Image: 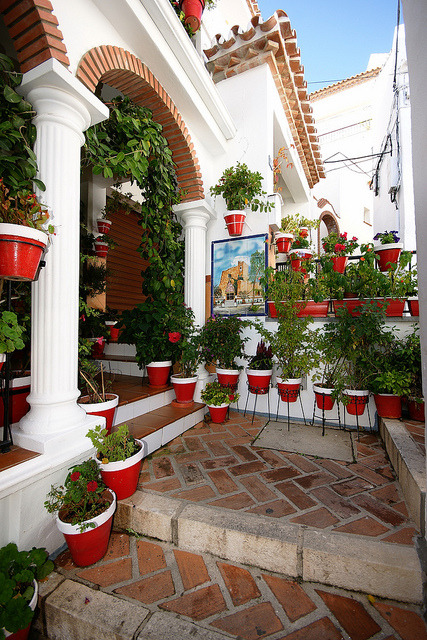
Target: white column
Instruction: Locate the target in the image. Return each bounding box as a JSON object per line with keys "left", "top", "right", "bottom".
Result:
{"left": 13, "top": 60, "right": 108, "bottom": 451}
{"left": 174, "top": 200, "right": 216, "bottom": 327}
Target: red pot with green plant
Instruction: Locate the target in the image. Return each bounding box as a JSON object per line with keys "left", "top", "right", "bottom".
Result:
{"left": 201, "top": 380, "right": 239, "bottom": 423}
{"left": 246, "top": 341, "right": 273, "bottom": 394}
{"left": 313, "top": 384, "right": 335, "bottom": 411}
{"left": 322, "top": 231, "right": 358, "bottom": 274}
{"left": 373, "top": 230, "right": 403, "bottom": 271}
{"left": 277, "top": 377, "right": 301, "bottom": 403}
{"left": 146, "top": 361, "right": 172, "bottom": 387}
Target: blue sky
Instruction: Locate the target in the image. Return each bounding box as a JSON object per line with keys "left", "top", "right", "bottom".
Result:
{"left": 257, "top": 0, "right": 399, "bottom": 90}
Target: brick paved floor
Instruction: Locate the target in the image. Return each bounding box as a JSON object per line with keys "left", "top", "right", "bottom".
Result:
{"left": 55, "top": 531, "right": 427, "bottom": 640}
{"left": 403, "top": 419, "right": 425, "bottom": 455}
{"left": 137, "top": 410, "right": 419, "bottom": 546}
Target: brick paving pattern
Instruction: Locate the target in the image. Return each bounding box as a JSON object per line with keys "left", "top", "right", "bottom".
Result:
{"left": 138, "top": 411, "right": 419, "bottom": 545}
{"left": 55, "top": 531, "right": 427, "bottom": 640}
{"left": 403, "top": 419, "right": 425, "bottom": 455}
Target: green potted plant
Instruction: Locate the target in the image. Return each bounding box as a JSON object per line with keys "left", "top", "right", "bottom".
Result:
{"left": 373, "top": 230, "right": 403, "bottom": 271}
{"left": 171, "top": 324, "right": 202, "bottom": 405}
{"left": 44, "top": 459, "right": 116, "bottom": 567}
{"left": 86, "top": 423, "right": 144, "bottom": 500}
{"left": 0, "top": 542, "right": 54, "bottom": 640}
{"left": 276, "top": 214, "right": 319, "bottom": 253}
{"left": 289, "top": 234, "right": 314, "bottom": 273}
{"left": 321, "top": 231, "right": 359, "bottom": 273}
{"left": 97, "top": 185, "right": 134, "bottom": 235}
{"left": 312, "top": 327, "right": 347, "bottom": 411}
{"left": 201, "top": 380, "right": 240, "bottom": 424}
{"left": 104, "top": 308, "right": 121, "bottom": 343}
{"left": 198, "top": 315, "right": 251, "bottom": 388}
{"left": 78, "top": 343, "right": 119, "bottom": 435}
{"left": 0, "top": 310, "right": 25, "bottom": 370}
{"left": 210, "top": 162, "right": 272, "bottom": 236}
{"left": 402, "top": 327, "right": 424, "bottom": 421}
{"left": 246, "top": 340, "right": 273, "bottom": 393}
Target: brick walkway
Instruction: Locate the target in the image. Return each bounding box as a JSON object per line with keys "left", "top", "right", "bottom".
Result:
{"left": 54, "top": 531, "right": 427, "bottom": 640}
{"left": 135, "top": 410, "right": 418, "bottom": 546}
{"left": 403, "top": 419, "right": 425, "bottom": 455}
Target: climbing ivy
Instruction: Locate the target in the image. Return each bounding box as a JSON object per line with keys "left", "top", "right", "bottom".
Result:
{"left": 82, "top": 96, "right": 184, "bottom": 306}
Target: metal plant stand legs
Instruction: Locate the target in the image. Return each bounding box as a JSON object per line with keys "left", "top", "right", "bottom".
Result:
{"left": 244, "top": 382, "right": 270, "bottom": 424}
{"left": 311, "top": 392, "right": 341, "bottom": 436}
{"left": 275, "top": 388, "right": 306, "bottom": 430}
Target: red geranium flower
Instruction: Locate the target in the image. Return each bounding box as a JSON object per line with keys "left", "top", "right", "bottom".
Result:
{"left": 70, "top": 472, "right": 80, "bottom": 481}
{"left": 87, "top": 481, "right": 98, "bottom": 492}
{"left": 168, "top": 332, "right": 181, "bottom": 343}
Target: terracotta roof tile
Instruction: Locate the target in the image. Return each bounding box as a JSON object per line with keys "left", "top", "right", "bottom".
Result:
{"left": 310, "top": 67, "right": 382, "bottom": 100}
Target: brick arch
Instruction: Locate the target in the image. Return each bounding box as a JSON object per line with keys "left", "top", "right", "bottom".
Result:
{"left": 0, "top": 0, "right": 69, "bottom": 73}
{"left": 77, "top": 46, "right": 203, "bottom": 202}
{"left": 317, "top": 211, "right": 340, "bottom": 253}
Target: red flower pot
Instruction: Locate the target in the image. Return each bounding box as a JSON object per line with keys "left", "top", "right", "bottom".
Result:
{"left": 97, "top": 441, "right": 145, "bottom": 500}
{"left": 373, "top": 393, "right": 402, "bottom": 419}
{"left": 4, "top": 580, "right": 38, "bottom": 640}
{"left": 179, "top": 0, "right": 205, "bottom": 31}
{"left": 224, "top": 211, "right": 246, "bottom": 236}
{"left": 216, "top": 368, "right": 239, "bottom": 388}
{"left": 56, "top": 490, "right": 116, "bottom": 566}
{"left": 313, "top": 385, "right": 335, "bottom": 411}
{"left": 294, "top": 300, "right": 329, "bottom": 317}
{"left": 344, "top": 390, "right": 369, "bottom": 416}
{"left": 299, "top": 227, "right": 309, "bottom": 238}
{"left": 96, "top": 219, "right": 112, "bottom": 235}
{"left": 277, "top": 377, "right": 301, "bottom": 403}
{"left": 275, "top": 232, "right": 293, "bottom": 253}
{"left": 290, "top": 256, "right": 302, "bottom": 272}
{"left": 146, "top": 361, "right": 172, "bottom": 387}
{"left": 408, "top": 298, "right": 419, "bottom": 316}
{"left": 106, "top": 322, "right": 120, "bottom": 342}
{"left": 78, "top": 393, "right": 119, "bottom": 435}
{"left": 374, "top": 243, "right": 403, "bottom": 271}
{"left": 0, "top": 223, "right": 47, "bottom": 281}
{"left": 408, "top": 398, "right": 425, "bottom": 422}
{"left": 246, "top": 369, "right": 272, "bottom": 394}
{"left": 90, "top": 337, "right": 106, "bottom": 358}
{"left": 267, "top": 301, "right": 277, "bottom": 318}
{"left": 208, "top": 403, "right": 229, "bottom": 423}
{"left": 333, "top": 298, "right": 365, "bottom": 317}
{"left": 0, "top": 375, "right": 31, "bottom": 426}
{"left": 331, "top": 255, "right": 348, "bottom": 273}
{"left": 94, "top": 241, "right": 109, "bottom": 258}
{"left": 171, "top": 374, "right": 198, "bottom": 403}
{"left": 383, "top": 298, "right": 405, "bottom": 317}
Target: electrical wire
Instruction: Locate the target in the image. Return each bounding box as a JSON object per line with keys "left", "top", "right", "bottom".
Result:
{"left": 323, "top": 151, "right": 391, "bottom": 164}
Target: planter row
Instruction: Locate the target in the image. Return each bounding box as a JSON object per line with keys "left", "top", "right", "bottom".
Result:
{"left": 267, "top": 298, "right": 419, "bottom": 319}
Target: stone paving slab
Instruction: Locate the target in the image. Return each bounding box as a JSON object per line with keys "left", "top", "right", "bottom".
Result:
{"left": 39, "top": 532, "right": 427, "bottom": 640}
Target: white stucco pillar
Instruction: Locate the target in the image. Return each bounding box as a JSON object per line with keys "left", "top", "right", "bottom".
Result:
{"left": 174, "top": 200, "right": 216, "bottom": 328}
{"left": 13, "top": 60, "right": 109, "bottom": 452}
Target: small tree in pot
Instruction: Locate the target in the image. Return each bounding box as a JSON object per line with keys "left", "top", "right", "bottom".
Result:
{"left": 201, "top": 380, "right": 240, "bottom": 424}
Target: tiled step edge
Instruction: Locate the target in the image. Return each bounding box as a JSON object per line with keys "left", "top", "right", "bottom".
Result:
{"left": 379, "top": 417, "right": 426, "bottom": 535}
{"left": 114, "top": 388, "right": 175, "bottom": 425}
{"left": 115, "top": 492, "right": 423, "bottom": 604}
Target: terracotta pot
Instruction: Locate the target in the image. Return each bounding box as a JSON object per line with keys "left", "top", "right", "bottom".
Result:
{"left": 171, "top": 374, "right": 198, "bottom": 403}
{"left": 331, "top": 255, "right": 348, "bottom": 273}
{"left": 96, "top": 219, "right": 112, "bottom": 235}
{"left": 0, "top": 223, "right": 47, "bottom": 281}
{"left": 224, "top": 211, "right": 246, "bottom": 236}
{"left": 3, "top": 580, "right": 38, "bottom": 640}
{"left": 94, "top": 240, "right": 109, "bottom": 258}
{"left": 344, "top": 389, "right": 369, "bottom": 416}
{"left": 246, "top": 369, "right": 272, "bottom": 394}
{"left": 408, "top": 398, "right": 425, "bottom": 422}
{"left": 179, "top": 0, "right": 205, "bottom": 31}
{"left": 208, "top": 403, "right": 229, "bottom": 423}
{"left": 56, "top": 490, "right": 116, "bottom": 567}
{"left": 294, "top": 300, "right": 329, "bottom": 317}
{"left": 78, "top": 393, "right": 119, "bottom": 435}
{"left": 96, "top": 440, "right": 145, "bottom": 500}
{"left": 0, "top": 375, "right": 31, "bottom": 426}
{"left": 275, "top": 232, "right": 293, "bottom": 253}
{"left": 313, "top": 384, "right": 335, "bottom": 410}
{"left": 408, "top": 298, "right": 419, "bottom": 316}
{"left": 146, "top": 361, "right": 171, "bottom": 387}
{"left": 277, "top": 377, "right": 301, "bottom": 403}
{"left": 373, "top": 393, "right": 402, "bottom": 419}
{"left": 374, "top": 243, "right": 403, "bottom": 271}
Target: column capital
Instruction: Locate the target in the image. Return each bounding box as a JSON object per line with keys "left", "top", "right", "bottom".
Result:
{"left": 18, "top": 58, "right": 109, "bottom": 135}
{"left": 174, "top": 199, "right": 217, "bottom": 228}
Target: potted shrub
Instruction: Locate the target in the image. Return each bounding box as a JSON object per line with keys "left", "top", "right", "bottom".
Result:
{"left": 170, "top": 324, "right": 202, "bottom": 405}
{"left": 275, "top": 214, "right": 319, "bottom": 253}
{"left": 104, "top": 308, "right": 121, "bottom": 343}
{"left": 402, "top": 327, "right": 424, "bottom": 421}
{"left": 78, "top": 345, "right": 119, "bottom": 434}
{"left": 373, "top": 230, "right": 403, "bottom": 271}
{"left": 312, "top": 326, "right": 347, "bottom": 411}
{"left": 0, "top": 181, "right": 54, "bottom": 282}
{"left": 44, "top": 459, "right": 116, "bottom": 567}
{"left": 201, "top": 380, "right": 239, "bottom": 423}
{"left": 321, "top": 231, "right": 359, "bottom": 273}
{"left": 246, "top": 340, "right": 273, "bottom": 394}
{"left": 0, "top": 542, "right": 54, "bottom": 640}
{"left": 289, "top": 234, "right": 313, "bottom": 273}
{"left": 86, "top": 423, "right": 144, "bottom": 500}
{"left": 209, "top": 162, "right": 272, "bottom": 236}
{"left": 370, "top": 370, "right": 413, "bottom": 419}
{"left": 198, "top": 315, "right": 251, "bottom": 389}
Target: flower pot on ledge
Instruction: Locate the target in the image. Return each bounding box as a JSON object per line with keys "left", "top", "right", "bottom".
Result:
{"left": 224, "top": 211, "right": 246, "bottom": 236}
{"left": 374, "top": 242, "right": 403, "bottom": 271}
{"left": 331, "top": 255, "right": 348, "bottom": 273}
{"left": 275, "top": 232, "right": 293, "bottom": 254}
{"left": 179, "top": 0, "right": 205, "bottom": 31}
{"left": 0, "top": 223, "right": 48, "bottom": 281}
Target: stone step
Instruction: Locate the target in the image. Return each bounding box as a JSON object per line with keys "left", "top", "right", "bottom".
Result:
{"left": 115, "top": 489, "right": 423, "bottom": 604}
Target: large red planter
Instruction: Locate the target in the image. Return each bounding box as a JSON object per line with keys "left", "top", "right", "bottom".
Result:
{"left": 0, "top": 223, "right": 47, "bottom": 281}
{"left": 96, "top": 219, "right": 112, "bottom": 235}
{"left": 344, "top": 390, "right": 369, "bottom": 416}
{"left": 331, "top": 255, "right": 348, "bottom": 273}
{"left": 408, "top": 298, "right": 419, "bottom": 316}
{"left": 275, "top": 232, "right": 293, "bottom": 254}
{"left": 294, "top": 300, "right": 329, "bottom": 318}
{"left": 207, "top": 403, "right": 229, "bottom": 423}
{"left": 171, "top": 374, "right": 198, "bottom": 403}
{"left": 374, "top": 243, "right": 403, "bottom": 271}
{"left": 179, "top": 0, "right": 205, "bottom": 31}
{"left": 216, "top": 368, "right": 239, "bottom": 388}
{"left": 277, "top": 377, "right": 301, "bottom": 403}
{"left": 333, "top": 298, "right": 405, "bottom": 318}
{"left": 246, "top": 369, "right": 272, "bottom": 394}
{"left": 408, "top": 398, "right": 425, "bottom": 422}
{"left": 56, "top": 490, "right": 116, "bottom": 567}
{"left": 313, "top": 384, "right": 335, "bottom": 411}
{"left": 224, "top": 211, "right": 246, "bottom": 236}
{"left": 0, "top": 375, "right": 31, "bottom": 426}
{"left": 96, "top": 440, "right": 145, "bottom": 500}
{"left": 78, "top": 393, "right": 119, "bottom": 435}
{"left": 373, "top": 393, "right": 402, "bottom": 419}
{"left": 146, "top": 361, "right": 172, "bottom": 387}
